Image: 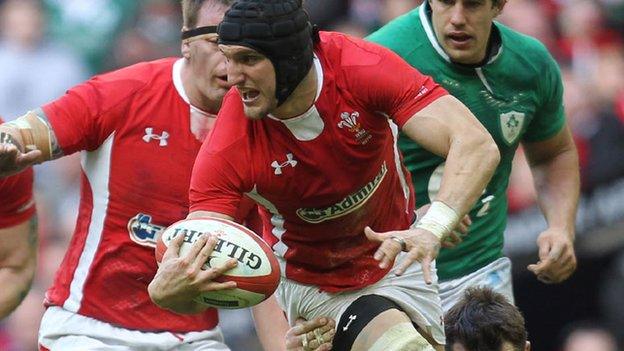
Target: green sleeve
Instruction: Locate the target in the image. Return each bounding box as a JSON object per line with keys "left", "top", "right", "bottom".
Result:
{"left": 522, "top": 51, "right": 566, "bottom": 142}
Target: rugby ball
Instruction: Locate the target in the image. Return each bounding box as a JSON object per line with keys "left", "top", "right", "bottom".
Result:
{"left": 155, "top": 217, "right": 280, "bottom": 309}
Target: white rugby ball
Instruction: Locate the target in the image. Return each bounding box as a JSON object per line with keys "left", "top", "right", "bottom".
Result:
{"left": 155, "top": 217, "right": 280, "bottom": 309}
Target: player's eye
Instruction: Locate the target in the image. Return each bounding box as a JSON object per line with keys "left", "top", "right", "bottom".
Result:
{"left": 241, "top": 55, "right": 260, "bottom": 65}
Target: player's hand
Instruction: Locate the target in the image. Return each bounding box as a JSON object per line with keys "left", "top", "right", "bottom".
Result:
{"left": 527, "top": 228, "right": 576, "bottom": 284}
{"left": 148, "top": 232, "right": 238, "bottom": 313}
{"left": 286, "top": 317, "right": 335, "bottom": 351}
{"left": 415, "top": 204, "right": 472, "bottom": 249}
{"left": 0, "top": 143, "right": 40, "bottom": 177}
{"left": 365, "top": 226, "right": 440, "bottom": 285}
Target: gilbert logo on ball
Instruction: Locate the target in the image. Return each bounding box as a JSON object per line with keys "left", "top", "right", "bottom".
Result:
{"left": 155, "top": 217, "right": 280, "bottom": 309}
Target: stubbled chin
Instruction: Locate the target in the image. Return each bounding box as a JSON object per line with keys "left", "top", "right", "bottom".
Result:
{"left": 243, "top": 105, "right": 265, "bottom": 120}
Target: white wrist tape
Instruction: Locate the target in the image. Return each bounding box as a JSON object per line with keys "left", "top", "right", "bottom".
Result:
{"left": 415, "top": 201, "right": 460, "bottom": 240}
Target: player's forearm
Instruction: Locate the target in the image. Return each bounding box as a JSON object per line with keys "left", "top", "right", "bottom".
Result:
{"left": 435, "top": 130, "right": 500, "bottom": 216}
{"left": 402, "top": 95, "right": 500, "bottom": 216}
{"left": 532, "top": 146, "right": 580, "bottom": 236}
{"left": 252, "top": 297, "right": 289, "bottom": 351}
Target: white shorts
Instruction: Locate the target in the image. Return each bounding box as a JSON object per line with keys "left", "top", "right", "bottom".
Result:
{"left": 38, "top": 306, "right": 230, "bottom": 351}
{"left": 274, "top": 253, "right": 445, "bottom": 345}
{"left": 439, "top": 257, "right": 514, "bottom": 313}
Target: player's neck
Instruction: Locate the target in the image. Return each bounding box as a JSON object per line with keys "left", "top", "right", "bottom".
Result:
{"left": 270, "top": 66, "right": 318, "bottom": 120}
{"left": 180, "top": 61, "right": 221, "bottom": 114}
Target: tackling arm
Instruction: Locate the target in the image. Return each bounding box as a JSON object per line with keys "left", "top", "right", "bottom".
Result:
{"left": 524, "top": 125, "right": 579, "bottom": 283}
{"left": 365, "top": 95, "right": 499, "bottom": 284}
{"left": 0, "top": 215, "right": 38, "bottom": 319}
{"left": 402, "top": 95, "right": 500, "bottom": 218}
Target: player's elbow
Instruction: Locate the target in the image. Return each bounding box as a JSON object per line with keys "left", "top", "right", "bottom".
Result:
{"left": 467, "top": 128, "right": 500, "bottom": 173}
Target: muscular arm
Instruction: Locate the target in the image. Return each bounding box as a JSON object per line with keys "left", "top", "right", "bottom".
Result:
{"left": 524, "top": 125, "right": 579, "bottom": 283}
{"left": 524, "top": 126, "right": 579, "bottom": 233}
{"left": 0, "top": 215, "right": 38, "bottom": 318}
{"left": 402, "top": 95, "right": 500, "bottom": 216}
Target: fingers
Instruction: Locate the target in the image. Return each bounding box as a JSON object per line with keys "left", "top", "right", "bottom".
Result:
{"left": 547, "top": 241, "right": 564, "bottom": 261}
{"left": 287, "top": 317, "right": 335, "bottom": 351}
{"left": 302, "top": 326, "right": 335, "bottom": 350}
{"left": 199, "top": 258, "right": 238, "bottom": 289}
{"left": 421, "top": 255, "right": 433, "bottom": 285}
{"left": 293, "top": 317, "right": 330, "bottom": 336}
{"left": 538, "top": 238, "right": 551, "bottom": 261}
{"left": 366, "top": 227, "right": 403, "bottom": 269}
{"left": 186, "top": 234, "right": 209, "bottom": 263}
{"left": 441, "top": 231, "right": 462, "bottom": 248}
{"left": 162, "top": 229, "right": 187, "bottom": 261}
{"left": 374, "top": 238, "right": 402, "bottom": 269}
{"left": 394, "top": 248, "right": 418, "bottom": 276}
{"left": 202, "top": 280, "right": 237, "bottom": 291}
{"left": 192, "top": 235, "right": 217, "bottom": 271}
{"left": 16, "top": 149, "right": 41, "bottom": 165}
{"left": 0, "top": 144, "right": 19, "bottom": 175}
{"left": 528, "top": 249, "right": 577, "bottom": 283}
{"left": 364, "top": 226, "right": 385, "bottom": 243}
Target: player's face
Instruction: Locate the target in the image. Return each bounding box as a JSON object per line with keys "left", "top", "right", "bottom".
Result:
{"left": 220, "top": 45, "right": 278, "bottom": 120}
{"left": 430, "top": 0, "right": 505, "bottom": 64}
{"left": 182, "top": 5, "right": 230, "bottom": 111}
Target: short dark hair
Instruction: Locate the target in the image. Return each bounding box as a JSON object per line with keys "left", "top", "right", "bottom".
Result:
{"left": 445, "top": 287, "right": 527, "bottom": 351}
{"left": 181, "top": 0, "right": 233, "bottom": 28}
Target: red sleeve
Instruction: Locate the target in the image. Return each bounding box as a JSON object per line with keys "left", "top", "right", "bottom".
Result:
{"left": 333, "top": 34, "right": 448, "bottom": 128}
{"left": 189, "top": 89, "right": 251, "bottom": 220}
{"left": 42, "top": 67, "right": 149, "bottom": 154}
{"left": 0, "top": 168, "right": 35, "bottom": 228}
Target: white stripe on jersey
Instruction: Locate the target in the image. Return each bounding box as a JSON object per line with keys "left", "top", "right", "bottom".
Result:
{"left": 64, "top": 134, "right": 114, "bottom": 312}
{"left": 246, "top": 185, "right": 288, "bottom": 275}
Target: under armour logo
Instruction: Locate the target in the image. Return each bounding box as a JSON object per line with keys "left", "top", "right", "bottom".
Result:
{"left": 143, "top": 127, "right": 169, "bottom": 146}
{"left": 271, "top": 153, "right": 297, "bottom": 175}
{"left": 342, "top": 315, "right": 357, "bottom": 331}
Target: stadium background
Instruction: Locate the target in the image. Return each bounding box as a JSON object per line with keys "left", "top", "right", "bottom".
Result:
{"left": 0, "top": 0, "right": 622, "bottom": 350}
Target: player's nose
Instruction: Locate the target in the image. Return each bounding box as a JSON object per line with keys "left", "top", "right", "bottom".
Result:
{"left": 226, "top": 61, "right": 245, "bottom": 85}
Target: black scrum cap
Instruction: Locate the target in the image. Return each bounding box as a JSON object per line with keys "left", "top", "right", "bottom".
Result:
{"left": 218, "top": 0, "right": 314, "bottom": 106}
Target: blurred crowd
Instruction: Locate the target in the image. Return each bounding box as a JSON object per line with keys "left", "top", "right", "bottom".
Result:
{"left": 0, "top": 0, "right": 622, "bottom": 350}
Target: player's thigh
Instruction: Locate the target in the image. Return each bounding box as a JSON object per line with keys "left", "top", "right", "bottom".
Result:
{"left": 439, "top": 257, "right": 514, "bottom": 312}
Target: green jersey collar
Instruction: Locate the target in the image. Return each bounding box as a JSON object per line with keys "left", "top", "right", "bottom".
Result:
{"left": 419, "top": 2, "right": 503, "bottom": 66}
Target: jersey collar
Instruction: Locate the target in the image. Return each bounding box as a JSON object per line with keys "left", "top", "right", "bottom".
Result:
{"left": 418, "top": 3, "right": 503, "bottom": 66}
{"left": 267, "top": 54, "right": 325, "bottom": 141}
{"left": 172, "top": 58, "right": 216, "bottom": 118}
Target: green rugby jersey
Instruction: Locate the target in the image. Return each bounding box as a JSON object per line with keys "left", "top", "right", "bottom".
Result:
{"left": 368, "top": 3, "right": 565, "bottom": 280}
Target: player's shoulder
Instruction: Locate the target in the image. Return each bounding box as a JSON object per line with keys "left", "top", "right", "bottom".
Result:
{"left": 91, "top": 58, "right": 177, "bottom": 91}
{"left": 497, "top": 23, "right": 557, "bottom": 71}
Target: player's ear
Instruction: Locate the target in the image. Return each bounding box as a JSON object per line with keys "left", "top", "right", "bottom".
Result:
{"left": 494, "top": 0, "right": 508, "bottom": 14}
{"left": 525, "top": 341, "right": 531, "bottom": 351}
{"left": 181, "top": 27, "right": 191, "bottom": 59}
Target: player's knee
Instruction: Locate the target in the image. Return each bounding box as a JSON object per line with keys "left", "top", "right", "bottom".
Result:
{"left": 333, "top": 294, "right": 437, "bottom": 351}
